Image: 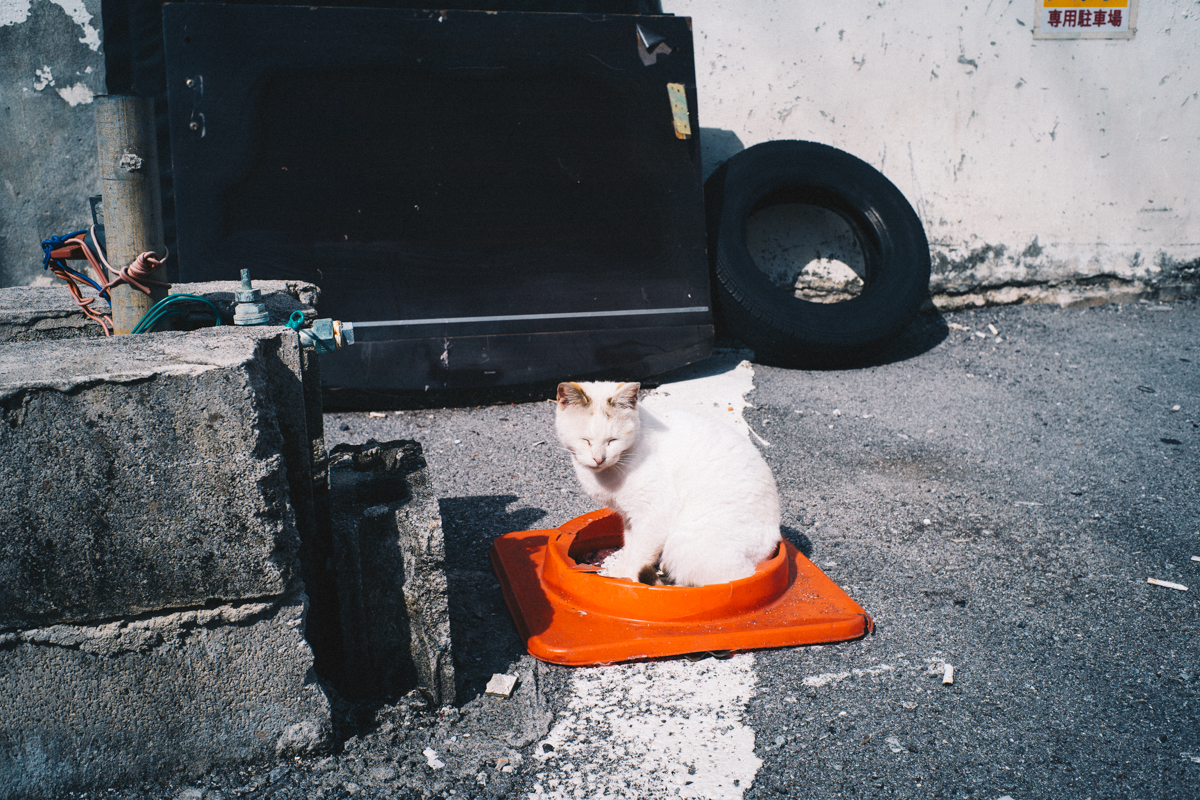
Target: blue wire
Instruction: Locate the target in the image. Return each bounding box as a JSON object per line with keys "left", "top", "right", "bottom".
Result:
{"left": 40, "top": 231, "right": 89, "bottom": 269}
{"left": 41, "top": 230, "right": 110, "bottom": 300}
{"left": 55, "top": 263, "right": 109, "bottom": 298}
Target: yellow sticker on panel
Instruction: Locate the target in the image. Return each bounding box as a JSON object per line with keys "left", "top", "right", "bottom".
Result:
{"left": 667, "top": 83, "right": 691, "bottom": 140}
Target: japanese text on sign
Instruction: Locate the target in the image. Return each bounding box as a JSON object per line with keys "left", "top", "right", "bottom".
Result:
{"left": 1033, "top": 0, "right": 1137, "bottom": 39}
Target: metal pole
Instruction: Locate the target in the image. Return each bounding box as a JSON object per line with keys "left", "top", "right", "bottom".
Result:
{"left": 95, "top": 95, "right": 168, "bottom": 335}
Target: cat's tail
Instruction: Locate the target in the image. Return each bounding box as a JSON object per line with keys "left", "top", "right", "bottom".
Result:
{"left": 637, "top": 564, "right": 667, "bottom": 586}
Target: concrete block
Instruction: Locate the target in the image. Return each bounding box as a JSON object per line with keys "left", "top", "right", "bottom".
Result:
{"left": 0, "top": 327, "right": 309, "bottom": 629}
{"left": 0, "top": 594, "right": 331, "bottom": 800}
{"left": 330, "top": 440, "right": 455, "bottom": 706}
{"left": 0, "top": 281, "right": 319, "bottom": 344}
{"left": 166, "top": 279, "right": 321, "bottom": 327}
{"left": 0, "top": 286, "right": 106, "bottom": 343}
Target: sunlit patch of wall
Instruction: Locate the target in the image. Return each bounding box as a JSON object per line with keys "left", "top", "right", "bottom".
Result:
{"left": 679, "top": 0, "right": 1199, "bottom": 307}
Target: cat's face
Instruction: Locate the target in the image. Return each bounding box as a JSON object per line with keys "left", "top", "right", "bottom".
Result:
{"left": 554, "top": 381, "right": 640, "bottom": 472}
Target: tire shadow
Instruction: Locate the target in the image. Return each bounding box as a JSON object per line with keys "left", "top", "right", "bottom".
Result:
{"left": 856, "top": 307, "right": 951, "bottom": 368}
{"left": 738, "top": 307, "right": 950, "bottom": 371}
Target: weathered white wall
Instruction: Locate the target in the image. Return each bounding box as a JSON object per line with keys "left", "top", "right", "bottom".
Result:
{"left": 678, "top": 0, "right": 1200, "bottom": 307}
{"left": 0, "top": 0, "right": 104, "bottom": 289}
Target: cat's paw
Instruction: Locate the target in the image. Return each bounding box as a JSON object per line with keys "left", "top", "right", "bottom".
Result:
{"left": 598, "top": 550, "right": 642, "bottom": 582}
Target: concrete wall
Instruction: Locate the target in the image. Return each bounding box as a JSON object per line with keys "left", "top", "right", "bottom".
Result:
{"left": 0, "top": 0, "right": 105, "bottom": 288}
{"left": 678, "top": 0, "right": 1200, "bottom": 307}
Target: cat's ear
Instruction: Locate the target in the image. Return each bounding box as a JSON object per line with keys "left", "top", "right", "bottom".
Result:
{"left": 557, "top": 382, "right": 591, "bottom": 408}
{"left": 610, "top": 382, "right": 640, "bottom": 410}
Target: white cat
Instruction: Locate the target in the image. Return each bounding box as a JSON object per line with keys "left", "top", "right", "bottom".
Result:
{"left": 554, "top": 380, "right": 781, "bottom": 587}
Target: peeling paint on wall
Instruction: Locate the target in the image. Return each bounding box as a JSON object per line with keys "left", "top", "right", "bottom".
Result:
{"left": 33, "top": 64, "right": 54, "bottom": 90}
{"left": 49, "top": 0, "right": 100, "bottom": 50}
{"left": 0, "top": 0, "right": 105, "bottom": 287}
{"left": 0, "top": 0, "right": 100, "bottom": 50}
{"left": 27, "top": 63, "right": 94, "bottom": 105}
{"left": 55, "top": 81, "right": 93, "bottom": 106}
{"left": 0, "top": 0, "right": 32, "bottom": 26}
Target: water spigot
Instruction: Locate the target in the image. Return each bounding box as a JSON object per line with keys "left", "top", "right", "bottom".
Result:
{"left": 233, "top": 269, "right": 269, "bottom": 326}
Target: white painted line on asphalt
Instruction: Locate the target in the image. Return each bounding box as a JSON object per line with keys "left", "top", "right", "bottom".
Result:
{"left": 530, "top": 656, "right": 762, "bottom": 799}
{"left": 528, "top": 355, "right": 765, "bottom": 800}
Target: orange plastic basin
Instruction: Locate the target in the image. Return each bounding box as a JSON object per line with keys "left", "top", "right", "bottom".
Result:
{"left": 490, "top": 509, "right": 874, "bottom": 666}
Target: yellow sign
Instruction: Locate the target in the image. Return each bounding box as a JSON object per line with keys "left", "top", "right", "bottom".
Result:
{"left": 1041, "top": 0, "right": 1126, "bottom": 7}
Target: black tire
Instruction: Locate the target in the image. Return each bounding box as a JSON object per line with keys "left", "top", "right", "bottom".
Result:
{"left": 705, "top": 140, "right": 931, "bottom": 368}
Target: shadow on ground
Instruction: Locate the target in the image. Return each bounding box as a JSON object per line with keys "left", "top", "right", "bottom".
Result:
{"left": 439, "top": 495, "right": 546, "bottom": 703}
{"left": 741, "top": 308, "right": 950, "bottom": 371}
{"left": 859, "top": 308, "right": 951, "bottom": 368}
{"left": 780, "top": 525, "right": 814, "bottom": 557}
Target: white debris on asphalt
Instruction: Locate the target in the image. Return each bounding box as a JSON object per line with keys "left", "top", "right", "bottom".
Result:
{"left": 1191, "top": 556, "right": 1200, "bottom": 563}
{"left": 802, "top": 664, "right": 894, "bottom": 688}
{"left": 485, "top": 673, "right": 519, "bottom": 697}
{"left": 942, "top": 664, "right": 955, "bottom": 685}
{"left": 988, "top": 324, "right": 999, "bottom": 335}
{"left": 947, "top": 322, "right": 971, "bottom": 331}
{"left": 1171, "top": 405, "right": 1182, "bottom": 412}
{"left": 368, "top": 411, "right": 386, "bottom": 418}
{"left": 884, "top": 735, "right": 906, "bottom": 754}
{"left": 423, "top": 748, "right": 445, "bottom": 769}
{"left": 531, "top": 656, "right": 761, "bottom": 799}
{"left": 804, "top": 671, "right": 851, "bottom": 688}
{"left": 1147, "top": 578, "right": 1188, "bottom": 591}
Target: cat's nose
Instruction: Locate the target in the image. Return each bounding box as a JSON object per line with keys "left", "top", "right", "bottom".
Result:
{"left": 592, "top": 456, "right": 605, "bottom": 466}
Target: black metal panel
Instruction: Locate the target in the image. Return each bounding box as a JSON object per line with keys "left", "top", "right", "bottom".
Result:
{"left": 164, "top": 4, "right": 710, "bottom": 390}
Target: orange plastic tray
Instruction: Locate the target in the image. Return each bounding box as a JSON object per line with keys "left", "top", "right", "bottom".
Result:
{"left": 490, "top": 509, "right": 874, "bottom": 666}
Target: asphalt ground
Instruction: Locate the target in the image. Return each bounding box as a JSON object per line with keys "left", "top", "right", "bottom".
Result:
{"left": 81, "top": 298, "right": 1198, "bottom": 800}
